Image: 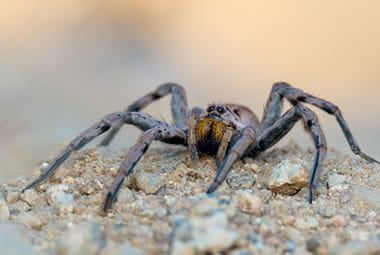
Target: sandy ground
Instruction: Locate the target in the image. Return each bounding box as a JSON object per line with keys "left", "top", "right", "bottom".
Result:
{"left": 0, "top": 141, "right": 379, "bottom": 255}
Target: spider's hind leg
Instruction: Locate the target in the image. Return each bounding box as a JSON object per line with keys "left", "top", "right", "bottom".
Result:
{"left": 252, "top": 104, "right": 327, "bottom": 203}
{"left": 261, "top": 82, "right": 378, "bottom": 164}
{"left": 100, "top": 83, "right": 189, "bottom": 146}
{"left": 22, "top": 112, "right": 172, "bottom": 192}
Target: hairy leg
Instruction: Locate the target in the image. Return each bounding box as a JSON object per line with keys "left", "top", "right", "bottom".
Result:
{"left": 215, "top": 127, "right": 234, "bottom": 166}
{"left": 206, "top": 127, "right": 256, "bottom": 193}
{"left": 261, "top": 82, "right": 378, "bottom": 163}
{"left": 251, "top": 104, "right": 327, "bottom": 203}
{"left": 187, "top": 107, "right": 204, "bottom": 160}
{"left": 100, "top": 83, "right": 189, "bottom": 146}
{"left": 103, "top": 125, "right": 186, "bottom": 211}
{"left": 22, "top": 112, "right": 173, "bottom": 191}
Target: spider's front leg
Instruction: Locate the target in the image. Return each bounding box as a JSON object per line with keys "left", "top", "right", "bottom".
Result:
{"left": 100, "top": 83, "right": 189, "bottom": 146}
{"left": 207, "top": 127, "right": 256, "bottom": 193}
{"left": 103, "top": 125, "right": 186, "bottom": 211}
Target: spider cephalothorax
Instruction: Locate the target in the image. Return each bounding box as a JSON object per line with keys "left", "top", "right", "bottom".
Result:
{"left": 22, "top": 82, "right": 379, "bottom": 212}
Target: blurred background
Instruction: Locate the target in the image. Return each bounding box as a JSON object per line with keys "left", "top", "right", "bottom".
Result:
{"left": 1, "top": 0, "right": 379, "bottom": 180}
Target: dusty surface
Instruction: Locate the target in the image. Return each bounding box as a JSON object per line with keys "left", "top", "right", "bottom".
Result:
{"left": 0, "top": 141, "right": 380, "bottom": 255}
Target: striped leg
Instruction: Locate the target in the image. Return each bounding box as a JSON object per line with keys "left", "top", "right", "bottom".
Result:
{"left": 100, "top": 83, "right": 189, "bottom": 146}
{"left": 261, "top": 82, "right": 378, "bottom": 164}
{"left": 22, "top": 112, "right": 174, "bottom": 192}
{"left": 103, "top": 125, "right": 186, "bottom": 211}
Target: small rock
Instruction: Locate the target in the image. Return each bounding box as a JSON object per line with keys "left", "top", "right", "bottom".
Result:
{"left": 306, "top": 238, "right": 321, "bottom": 253}
{"left": 234, "top": 190, "right": 262, "bottom": 215}
{"left": 0, "top": 222, "right": 38, "bottom": 255}
{"left": 21, "top": 213, "right": 43, "bottom": 230}
{"left": 329, "top": 240, "right": 380, "bottom": 255}
{"left": 7, "top": 191, "right": 20, "bottom": 204}
{"left": 56, "top": 221, "right": 104, "bottom": 255}
{"left": 229, "top": 249, "right": 253, "bottom": 255}
{"left": 0, "top": 198, "right": 10, "bottom": 220}
{"left": 351, "top": 186, "right": 380, "bottom": 210}
{"left": 193, "top": 197, "right": 219, "bottom": 216}
{"left": 267, "top": 159, "right": 309, "bottom": 195}
{"left": 12, "top": 201, "right": 31, "bottom": 213}
{"left": 327, "top": 215, "right": 346, "bottom": 227}
{"left": 294, "top": 217, "right": 318, "bottom": 230}
{"left": 118, "top": 243, "right": 146, "bottom": 255}
{"left": 285, "top": 227, "right": 302, "bottom": 241}
{"left": 243, "top": 162, "right": 260, "bottom": 173}
{"left": 328, "top": 172, "right": 347, "bottom": 188}
{"left": 128, "top": 172, "right": 163, "bottom": 194}
{"left": 164, "top": 195, "right": 176, "bottom": 208}
{"left": 316, "top": 202, "right": 337, "bottom": 218}
{"left": 20, "top": 189, "right": 39, "bottom": 206}
{"left": 226, "top": 172, "right": 256, "bottom": 190}
{"left": 46, "top": 184, "right": 75, "bottom": 213}
{"left": 171, "top": 211, "right": 238, "bottom": 255}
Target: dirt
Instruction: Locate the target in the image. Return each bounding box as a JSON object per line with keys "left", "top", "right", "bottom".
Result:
{"left": 0, "top": 141, "right": 379, "bottom": 255}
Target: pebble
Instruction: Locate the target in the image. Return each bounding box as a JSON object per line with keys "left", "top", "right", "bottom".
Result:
{"left": 192, "top": 197, "right": 219, "bottom": 216}
{"left": 266, "top": 159, "right": 309, "bottom": 195}
{"left": 117, "top": 243, "right": 146, "bottom": 255}
{"left": 285, "top": 227, "right": 302, "bottom": 241}
{"left": 327, "top": 215, "right": 346, "bottom": 227}
{"left": 234, "top": 190, "right": 263, "bottom": 215}
{"left": 20, "top": 189, "right": 39, "bottom": 206}
{"left": 21, "top": 213, "right": 43, "bottom": 230}
{"left": 351, "top": 186, "right": 380, "bottom": 210}
{"left": 0, "top": 197, "right": 10, "bottom": 220}
{"left": 171, "top": 211, "right": 238, "bottom": 254}
{"left": 306, "top": 238, "right": 321, "bottom": 253}
{"left": 226, "top": 171, "right": 256, "bottom": 190}
{"left": 56, "top": 221, "right": 104, "bottom": 255}
{"left": 46, "top": 184, "right": 75, "bottom": 214}
{"left": 0, "top": 222, "right": 38, "bottom": 255}
{"left": 328, "top": 172, "right": 347, "bottom": 188}
{"left": 128, "top": 172, "right": 163, "bottom": 194}
{"left": 316, "top": 202, "right": 337, "bottom": 218}
{"left": 7, "top": 191, "right": 20, "bottom": 204}
{"left": 12, "top": 201, "right": 31, "bottom": 215}
{"left": 329, "top": 240, "right": 380, "bottom": 255}
{"left": 294, "top": 217, "right": 319, "bottom": 230}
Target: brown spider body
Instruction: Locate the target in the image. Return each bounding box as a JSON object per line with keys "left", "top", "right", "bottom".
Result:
{"left": 22, "top": 82, "right": 379, "bottom": 212}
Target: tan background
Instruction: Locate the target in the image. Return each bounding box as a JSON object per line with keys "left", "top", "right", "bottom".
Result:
{"left": 1, "top": 0, "right": 379, "bottom": 180}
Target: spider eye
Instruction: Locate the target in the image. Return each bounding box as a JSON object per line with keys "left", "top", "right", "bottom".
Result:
{"left": 216, "top": 106, "right": 225, "bottom": 114}
{"left": 207, "top": 105, "right": 215, "bottom": 112}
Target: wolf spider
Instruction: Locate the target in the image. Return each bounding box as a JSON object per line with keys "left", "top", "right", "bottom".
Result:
{"left": 22, "top": 82, "right": 378, "bottom": 211}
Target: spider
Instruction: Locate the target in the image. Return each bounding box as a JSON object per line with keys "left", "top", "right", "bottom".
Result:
{"left": 22, "top": 82, "right": 378, "bottom": 211}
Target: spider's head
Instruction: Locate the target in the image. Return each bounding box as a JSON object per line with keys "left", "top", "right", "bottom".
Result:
{"left": 204, "top": 103, "right": 240, "bottom": 129}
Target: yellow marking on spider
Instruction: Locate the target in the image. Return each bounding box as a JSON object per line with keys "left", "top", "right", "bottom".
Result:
{"left": 197, "top": 118, "right": 226, "bottom": 142}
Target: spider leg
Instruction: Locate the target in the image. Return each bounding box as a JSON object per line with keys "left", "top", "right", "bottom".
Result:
{"left": 100, "top": 83, "right": 189, "bottom": 146}
{"left": 187, "top": 107, "right": 204, "bottom": 160}
{"left": 206, "top": 127, "right": 256, "bottom": 193}
{"left": 22, "top": 112, "right": 171, "bottom": 192}
{"left": 251, "top": 104, "right": 327, "bottom": 203}
{"left": 261, "top": 82, "right": 379, "bottom": 164}
{"left": 103, "top": 125, "right": 186, "bottom": 211}
{"left": 215, "top": 127, "right": 234, "bottom": 166}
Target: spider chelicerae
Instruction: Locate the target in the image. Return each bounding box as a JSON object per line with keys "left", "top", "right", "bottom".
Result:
{"left": 22, "top": 82, "right": 379, "bottom": 211}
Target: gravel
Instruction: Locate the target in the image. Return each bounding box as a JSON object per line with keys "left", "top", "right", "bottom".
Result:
{"left": 0, "top": 141, "right": 379, "bottom": 254}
